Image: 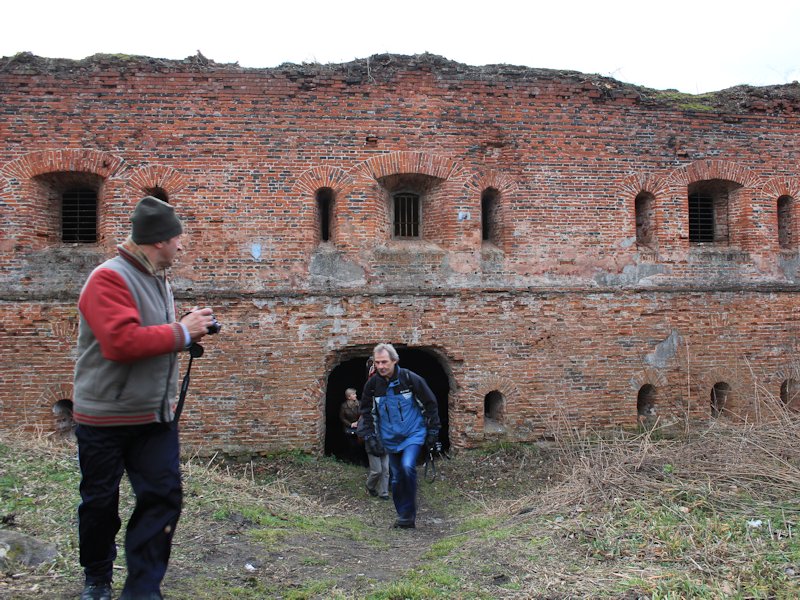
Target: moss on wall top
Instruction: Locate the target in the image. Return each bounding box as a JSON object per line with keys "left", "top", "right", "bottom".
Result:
{"left": 2, "top": 50, "right": 798, "bottom": 115}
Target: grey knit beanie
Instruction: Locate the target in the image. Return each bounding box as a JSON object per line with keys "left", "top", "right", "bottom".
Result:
{"left": 130, "top": 196, "right": 183, "bottom": 244}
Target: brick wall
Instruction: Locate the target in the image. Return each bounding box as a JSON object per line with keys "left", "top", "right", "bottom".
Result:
{"left": 1, "top": 52, "right": 799, "bottom": 453}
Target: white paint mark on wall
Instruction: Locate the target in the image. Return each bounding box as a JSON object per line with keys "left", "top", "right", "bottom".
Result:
{"left": 645, "top": 330, "right": 680, "bottom": 369}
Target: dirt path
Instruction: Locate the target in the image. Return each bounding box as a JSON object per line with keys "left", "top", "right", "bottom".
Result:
{"left": 1, "top": 442, "right": 551, "bottom": 599}
{"left": 162, "top": 454, "right": 472, "bottom": 598}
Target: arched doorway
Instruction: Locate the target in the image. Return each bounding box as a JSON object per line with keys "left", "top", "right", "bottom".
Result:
{"left": 324, "top": 346, "right": 451, "bottom": 461}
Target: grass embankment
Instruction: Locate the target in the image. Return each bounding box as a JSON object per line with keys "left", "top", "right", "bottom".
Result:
{"left": 1, "top": 417, "right": 799, "bottom": 599}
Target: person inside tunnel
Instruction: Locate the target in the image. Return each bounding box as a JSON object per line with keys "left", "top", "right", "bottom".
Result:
{"left": 324, "top": 346, "right": 450, "bottom": 462}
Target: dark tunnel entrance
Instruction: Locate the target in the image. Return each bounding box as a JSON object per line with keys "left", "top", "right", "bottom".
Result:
{"left": 324, "top": 346, "right": 451, "bottom": 462}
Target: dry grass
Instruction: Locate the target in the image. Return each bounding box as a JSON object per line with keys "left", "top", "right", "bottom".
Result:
{"left": 2, "top": 412, "right": 800, "bottom": 599}
{"left": 455, "top": 409, "right": 800, "bottom": 599}
{"left": 527, "top": 413, "right": 800, "bottom": 517}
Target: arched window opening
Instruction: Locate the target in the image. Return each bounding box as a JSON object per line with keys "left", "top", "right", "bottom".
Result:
{"left": 483, "top": 390, "right": 506, "bottom": 435}
{"left": 52, "top": 399, "right": 75, "bottom": 437}
{"left": 316, "top": 187, "right": 334, "bottom": 243}
{"left": 378, "top": 172, "right": 441, "bottom": 242}
{"left": 635, "top": 192, "right": 655, "bottom": 248}
{"left": 711, "top": 382, "right": 731, "bottom": 418}
{"left": 145, "top": 187, "right": 170, "bottom": 203}
{"left": 778, "top": 195, "right": 795, "bottom": 250}
{"left": 484, "top": 390, "right": 504, "bottom": 422}
{"left": 780, "top": 379, "right": 800, "bottom": 411}
{"left": 393, "top": 192, "right": 420, "bottom": 238}
{"left": 33, "top": 171, "right": 103, "bottom": 245}
{"left": 62, "top": 187, "right": 98, "bottom": 243}
{"left": 481, "top": 188, "right": 500, "bottom": 244}
{"left": 636, "top": 384, "right": 657, "bottom": 425}
{"left": 687, "top": 180, "right": 741, "bottom": 244}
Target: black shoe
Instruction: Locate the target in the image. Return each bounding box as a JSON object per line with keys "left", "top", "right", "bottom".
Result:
{"left": 119, "top": 591, "right": 162, "bottom": 600}
{"left": 391, "top": 519, "right": 415, "bottom": 529}
{"left": 366, "top": 485, "right": 378, "bottom": 497}
{"left": 81, "top": 583, "right": 112, "bottom": 600}
{"left": 379, "top": 495, "right": 390, "bottom": 500}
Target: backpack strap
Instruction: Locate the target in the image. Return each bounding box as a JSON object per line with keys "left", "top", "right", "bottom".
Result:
{"left": 399, "top": 368, "right": 426, "bottom": 413}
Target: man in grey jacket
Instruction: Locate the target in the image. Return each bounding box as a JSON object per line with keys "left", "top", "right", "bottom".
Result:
{"left": 74, "top": 196, "right": 214, "bottom": 600}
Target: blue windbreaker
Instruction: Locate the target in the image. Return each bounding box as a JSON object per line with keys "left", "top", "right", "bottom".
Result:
{"left": 358, "top": 367, "right": 441, "bottom": 453}
{"left": 375, "top": 378, "right": 426, "bottom": 452}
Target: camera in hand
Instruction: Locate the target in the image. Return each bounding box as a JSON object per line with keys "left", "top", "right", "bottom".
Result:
{"left": 207, "top": 316, "right": 222, "bottom": 335}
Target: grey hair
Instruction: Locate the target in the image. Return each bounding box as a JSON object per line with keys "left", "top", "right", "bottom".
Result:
{"left": 344, "top": 388, "right": 357, "bottom": 396}
{"left": 373, "top": 343, "right": 399, "bottom": 362}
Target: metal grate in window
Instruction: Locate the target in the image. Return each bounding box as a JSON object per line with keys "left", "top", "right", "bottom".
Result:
{"left": 62, "top": 188, "right": 97, "bottom": 243}
{"left": 688, "top": 192, "right": 714, "bottom": 243}
{"left": 393, "top": 192, "right": 419, "bottom": 238}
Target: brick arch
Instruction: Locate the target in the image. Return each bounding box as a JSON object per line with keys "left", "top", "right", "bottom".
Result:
{"left": 617, "top": 174, "right": 666, "bottom": 251}
{"left": 126, "top": 165, "right": 188, "bottom": 197}
{"left": 772, "top": 360, "right": 800, "bottom": 414}
{"left": 0, "top": 174, "right": 8, "bottom": 220}
{"left": 305, "top": 374, "right": 329, "bottom": 453}
{"left": 0, "top": 148, "right": 126, "bottom": 181}
{"left": 1, "top": 149, "right": 127, "bottom": 249}
{"left": 293, "top": 166, "right": 357, "bottom": 247}
{"left": 773, "top": 360, "right": 800, "bottom": 385}
{"left": 28, "top": 382, "right": 75, "bottom": 435}
{"left": 466, "top": 169, "right": 518, "bottom": 197}
{"left": 762, "top": 176, "right": 800, "bottom": 199}
{"left": 697, "top": 363, "right": 750, "bottom": 393}
{"left": 350, "top": 151, "right": 468, "bottom": 247}
{"left": 665, "top": 159, "right": 761, "bottom": 188}
{"left": 293, "top": 166, "right": 355, "bottom": 197}
{"left": 629, "top": 367, "right": 669, "bottom": 391}
{"left": 353, "top": 151, "right": 462, "bottom": 182}
{"left": 466, "top": 170, "right": 518, "bottom": 250}
{"left": 37, "top": 382, "right": 74, "bottom": 408}
{"left": 474, "top": 374, "right": 521, "bottom": 406}
{"left": 617, "top": 173, "right": 669, "bottom": 199}
{"left": 697, "top": 363, "right": 755, "bottom": 420}
{"left": 50, "top": 318, "right": 79, "bottom": 353}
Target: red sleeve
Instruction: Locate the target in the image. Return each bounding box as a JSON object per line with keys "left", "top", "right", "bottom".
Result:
{"left": 78, "top": 268, "right": 183, "bottom": 363}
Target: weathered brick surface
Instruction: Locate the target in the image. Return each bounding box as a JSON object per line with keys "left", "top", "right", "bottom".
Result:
{"left": 1, "top": 52, "right": 799, "bottom": 453}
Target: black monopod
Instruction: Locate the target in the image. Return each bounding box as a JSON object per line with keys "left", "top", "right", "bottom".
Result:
{"left": 174, "top": 342, "right": 205, "bottom": 423}
{"left": 423, "top": 441, "right": 450, "bottom": 483}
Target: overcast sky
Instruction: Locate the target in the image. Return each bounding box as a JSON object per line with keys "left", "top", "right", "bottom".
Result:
{"left": 2, "top": 0, "right": 798, "bottom": 94}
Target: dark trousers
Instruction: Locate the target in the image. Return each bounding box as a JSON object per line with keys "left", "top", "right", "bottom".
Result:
{"left": 388, "top": 443, "right": 422, "bottom": 525}
{"left": 76, "top": 423, "right": 182, "bottom": 596}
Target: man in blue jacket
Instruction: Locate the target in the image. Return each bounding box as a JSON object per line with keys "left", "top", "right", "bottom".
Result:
{"left": 358, "top": 343, "right": 440, "bottom": 529}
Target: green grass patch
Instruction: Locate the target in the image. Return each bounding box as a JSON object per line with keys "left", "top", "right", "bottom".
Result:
{"left": 456, "top": 515, "right": 501, "bottom": 533}
{"left": 171, "top": 576, "right": 280, "bottom": 599}
{"left": 423, "top": 534, "right": 468, "bottom": 559}
{"left": 284, "top": 578, "right": 341, "bottom": 600}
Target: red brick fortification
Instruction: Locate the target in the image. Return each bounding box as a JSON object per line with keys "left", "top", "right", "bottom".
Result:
{"left": 1, "top": 52, "right": 799, "bottom": 454}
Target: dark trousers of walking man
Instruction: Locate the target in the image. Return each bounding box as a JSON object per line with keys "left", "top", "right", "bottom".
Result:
{"left": 77, "top": 423, "right": 182, "bottom": 597}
